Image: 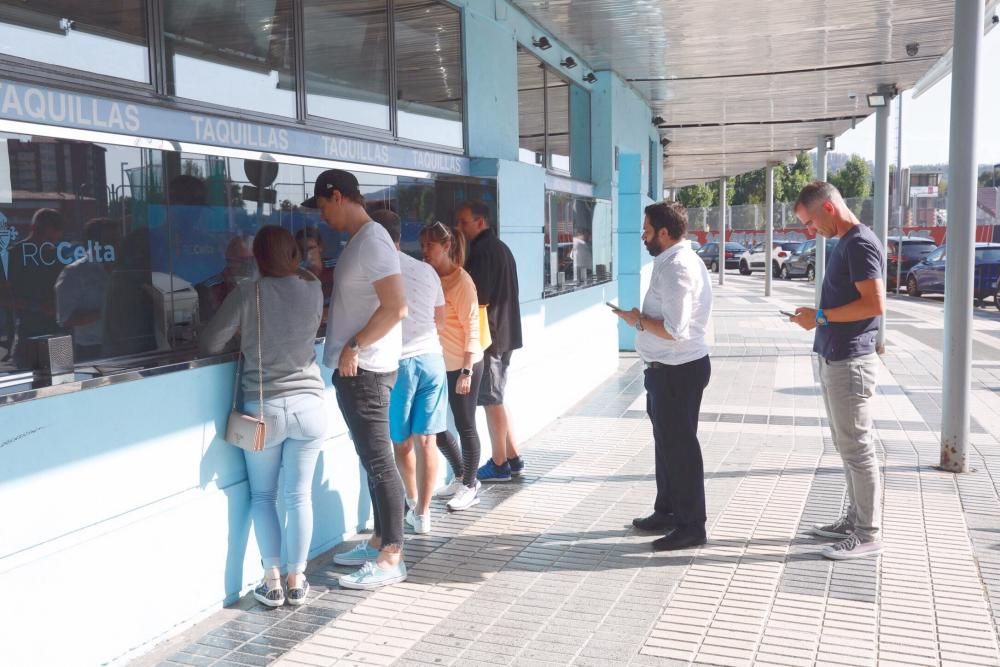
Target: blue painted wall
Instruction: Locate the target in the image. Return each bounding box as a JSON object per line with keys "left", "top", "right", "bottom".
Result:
{"left": 0, "top": 1, "right": 659, "bottom": 663}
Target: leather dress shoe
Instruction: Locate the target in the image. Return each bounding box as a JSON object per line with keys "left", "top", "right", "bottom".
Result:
{"left": 652, "top": 527, "right": 707, "bottom": 551}
{"left": 632, "top": 512, "right": 674, "bottom": 531}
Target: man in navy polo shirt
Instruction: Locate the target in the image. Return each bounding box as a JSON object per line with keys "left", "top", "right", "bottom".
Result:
{"left": 790, "top": 181, "right": 886, "bottom": 560}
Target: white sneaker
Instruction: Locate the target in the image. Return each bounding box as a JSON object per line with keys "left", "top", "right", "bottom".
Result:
{"left": 447, "top": 481, "right": 481, "bottom": 511}
{"left": 435, "top": 480, "right": 465, "bottom": 498}
{"left": 405, "top": 508, "right": 431, "bottom": 534}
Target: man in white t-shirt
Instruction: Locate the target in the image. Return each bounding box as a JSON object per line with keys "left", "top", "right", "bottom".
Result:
{"left": 370, "top": 210, "right": 448, "bottom": 536}
{"left": 303, "top": 169, "right": 409, "bottom": 590}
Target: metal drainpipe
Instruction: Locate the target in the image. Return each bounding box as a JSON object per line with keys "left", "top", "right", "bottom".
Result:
{"left": 814, "top": 138, "right": 827, "bottom": 307}
{"left": 873, "top": 102, "right": 890, "bottom": 354}
{"left": 719, "top": 177, "right": 726, "bottom": 286}
{"left": 940, "top": 0, "right": 983, "bottom": 473}
{"left": 765, "top": 164, "right": 775, "bottom": 297}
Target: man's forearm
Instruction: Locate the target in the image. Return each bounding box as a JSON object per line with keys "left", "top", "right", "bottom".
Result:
{"left": 825, "top": 297, "right": 884, "bottom": 323}
{"left": 638, "top": 316, "right": 675, "bottom": 341}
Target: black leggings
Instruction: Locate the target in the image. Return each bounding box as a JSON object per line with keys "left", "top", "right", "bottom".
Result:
{"left": 436, "top": 360, "right": 484, "bottom": 487}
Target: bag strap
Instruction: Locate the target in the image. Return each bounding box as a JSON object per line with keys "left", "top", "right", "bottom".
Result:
{"left": 230, "top": 351, "right": 242, "bottom": 411}
{"left": 255, "top": 281, "right": 264, "bottom": 418}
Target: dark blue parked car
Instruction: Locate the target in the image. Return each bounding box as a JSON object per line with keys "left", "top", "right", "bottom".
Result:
{"left": 906, "top": 243, "right": 1000, "bottom": 305}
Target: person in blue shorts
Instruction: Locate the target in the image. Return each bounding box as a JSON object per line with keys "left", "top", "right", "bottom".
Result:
{"left": 372, "top": 210, "right": 448, "bottom": 535}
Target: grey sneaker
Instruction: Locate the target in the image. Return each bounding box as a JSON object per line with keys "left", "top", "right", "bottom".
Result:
{"left": 822, "top": 534, "right": 882, "bottom": 560}
{"left": 811, "top": 516, "right": 854, "bottom": 539}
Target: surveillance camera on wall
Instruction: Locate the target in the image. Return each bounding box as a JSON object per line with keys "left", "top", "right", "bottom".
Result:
{"left": 993, "top": 14, "right": 999, "bottom": 25}
{"left": 905, "top": 42, "right": 919, "bottom": 57}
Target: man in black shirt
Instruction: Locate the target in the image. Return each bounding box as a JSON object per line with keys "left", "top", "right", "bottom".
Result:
{"left": 455, "top": 201, "right": 525, "bottom": 482}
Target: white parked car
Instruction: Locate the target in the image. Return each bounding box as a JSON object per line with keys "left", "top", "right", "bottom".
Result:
{"left": 738, "top": 240, "right": 803, "bottom": 277}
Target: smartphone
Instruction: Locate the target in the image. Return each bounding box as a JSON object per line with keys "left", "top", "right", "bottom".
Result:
{"left": 606, "top": 301, "right": 620, "bottom": 310}
{"left": 779, "top": 310, "right": 796, "bottom": 318}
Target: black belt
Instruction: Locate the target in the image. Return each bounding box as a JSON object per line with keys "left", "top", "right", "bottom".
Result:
{"left": 646, "top": 361, "right": 670, "bottom": 370}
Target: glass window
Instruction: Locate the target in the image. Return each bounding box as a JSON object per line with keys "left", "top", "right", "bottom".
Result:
{"left": 976, "top": 248, "right": 1000, "bottom": 263}
{"left": 517, "top": 48, "right": 545, "bottom": 166}
{"left": 517, "top": 46, "right": 591, "bottom": 180}
{"left": 0, "top": 0, "right": 148, "bottom": 82}
{"left": 303, "top": 0, "right": 390, "bottom": 130}
{"left": 394, "top": 0, "right": 464, "bottom": 149}
{"left": 901, "top": 241, "right": 936, "bottom": 259}
{"left": 0, "top": 130, "right": 495, "bottom": 384}
{"left": 546, "top": 75, "right": 570, "bottom": 172}
{"left": 165, "top": 0, "right": 297, "bottom": 117}
{"left": 543, "top": 191, "right": 612, "bottom": 298}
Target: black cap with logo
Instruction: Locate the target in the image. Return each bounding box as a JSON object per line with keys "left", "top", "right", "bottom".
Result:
{"left": 301, "top": 169, "right": 362, "bottom": 208}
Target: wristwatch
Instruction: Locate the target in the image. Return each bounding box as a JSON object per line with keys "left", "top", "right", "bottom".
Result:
{"left": 460, "top": 367, "right": 473, "bottom": 377}
{"left": 816, "top": 309, "right": 829, "bottom": 326}
{"left": 634, "top": 316, "right": 645, "bottom": 332}
{"left": 348, "top": 337, "right": 361, "bottom": 352}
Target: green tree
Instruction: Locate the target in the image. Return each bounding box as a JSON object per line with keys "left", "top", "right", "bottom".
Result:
{"left": 708, "top": 177, "right": 735, "bottom": 206}
{"left": 831, "top": 153, "right": 872, "bottom": 199}
{"left": 732, "top": 169, "right": 766, "bottom": 206}
{"left": 776, "top": 152, "right": 814, "bottom": 202}
{"left": 675, "top": 182, "right": 714, "bottom": 208}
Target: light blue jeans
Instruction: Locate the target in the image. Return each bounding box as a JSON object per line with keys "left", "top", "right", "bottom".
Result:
{"left": 243, "top": 393, "right": 328, "bottom": 574}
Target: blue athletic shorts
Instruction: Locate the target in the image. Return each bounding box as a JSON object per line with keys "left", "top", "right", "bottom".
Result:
{"left": 389, "top": 353, "right": 448, "bottom": 443}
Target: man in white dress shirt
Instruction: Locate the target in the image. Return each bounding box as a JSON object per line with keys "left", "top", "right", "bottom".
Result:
{"left": 614, "top": 201, "right": 713, "bottom": 551}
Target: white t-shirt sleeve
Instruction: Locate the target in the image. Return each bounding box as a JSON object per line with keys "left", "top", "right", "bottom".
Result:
{"left": 361, "top": 232, "right": 402, "bottom": 284}
{"left": 433, "top": 268, "right": 446, "bottom": 308}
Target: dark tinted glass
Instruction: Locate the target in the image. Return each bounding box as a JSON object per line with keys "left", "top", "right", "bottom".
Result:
{"left": 780, "top": 242, "right": 801, "bottom": 251}
{"left": 902, "top": 241, "right": 936, "bottom": 259}
{"left": 395, "top": 0, "right": 463, "bottom": 148}
{"left": 304, "top": 0, "right": 390, "bottom": 129}
{"left": 165, "top": 0, "right": 296, "bottom": 117}
{"left": 725, "top": 243, "right": 746, "bottom": 251}
{"left": 0, "top": 0, "right": 148, "bottom": 81}
{"left": 975, "top": 248, "right": 1000, "bottom": 263}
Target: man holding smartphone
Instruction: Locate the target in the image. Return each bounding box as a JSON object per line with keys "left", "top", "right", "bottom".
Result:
{"left": 613, "top": 201, "right": 713, "bottom": 551}
{"left": 789, "top": 181, "right": 885, "bottom": 561}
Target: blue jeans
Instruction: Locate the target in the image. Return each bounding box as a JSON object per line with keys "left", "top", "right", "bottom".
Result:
{"left": 243, "top": 393, "right": 328, "bottom": 574}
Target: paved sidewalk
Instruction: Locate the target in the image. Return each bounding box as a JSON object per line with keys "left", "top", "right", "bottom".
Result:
{"left": 145, "top": 276, "right": 1000, "bottom": 667}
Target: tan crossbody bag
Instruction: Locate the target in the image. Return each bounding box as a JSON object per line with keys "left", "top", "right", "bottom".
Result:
{"left": 225, "top": 282, "right": 266, "bottom": 451}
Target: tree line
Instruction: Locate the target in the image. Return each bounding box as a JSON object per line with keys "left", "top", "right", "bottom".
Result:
{"left": 675, "top": 153, "right": 873, "bottom": 209}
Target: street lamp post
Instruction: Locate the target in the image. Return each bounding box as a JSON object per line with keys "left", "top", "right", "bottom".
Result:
{"left": 120, "top": 162, "right": 130, "bottom": 201}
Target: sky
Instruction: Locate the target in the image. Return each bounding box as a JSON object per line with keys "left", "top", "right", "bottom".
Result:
{"left": 833, "top": 26, "right": 1000, "bottom": 167}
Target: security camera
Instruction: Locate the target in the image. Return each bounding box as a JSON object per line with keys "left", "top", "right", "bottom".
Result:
{"left": 993, "top": 14, "right": 999, "bottom": 25}
{"left": 906, "top": 42, "right": 919, "bottom": 57}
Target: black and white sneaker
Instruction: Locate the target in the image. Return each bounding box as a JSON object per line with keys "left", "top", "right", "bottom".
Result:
{"left": 253, "top": 579, "right": 285, "bottom": 607}
{"left": 822, "top": 534, "right": 882, "bottom": 560}
{"left": 810, "top": 516, "right": 854, "bottom": 539}
{"left": 287, "top": 579, "right": 309, "bottom": 606}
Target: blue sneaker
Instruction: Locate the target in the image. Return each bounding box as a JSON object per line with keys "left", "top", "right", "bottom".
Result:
{"left": 333, "top": 540, "right": 380, "bottom": 566}
{"left": 477, "top": 459, "right": 512, "bottom": 482}
{"left": 339, "top": 561, "right": 408, "bottom": 590}
{"left": 509, "top": 456, "right": 525, "bottom": 477}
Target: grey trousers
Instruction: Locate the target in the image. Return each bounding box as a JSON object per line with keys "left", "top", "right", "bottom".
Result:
{"left": 817, "top": 353, "right": 881, "bottom": 542}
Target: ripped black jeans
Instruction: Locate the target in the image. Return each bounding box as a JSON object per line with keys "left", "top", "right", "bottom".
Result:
{"left": 333, "top": 369, "right": 404, "bottom": 549}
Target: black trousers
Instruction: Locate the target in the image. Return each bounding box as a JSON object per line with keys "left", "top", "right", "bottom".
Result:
{"left": 644, "top": 355, "right": 711, "bottom": 531}
{"left": 436, "top": 360, "right": 484, "bottom": 487}
{"left": 333, "top": 369, "right": 405, "bottom": 548}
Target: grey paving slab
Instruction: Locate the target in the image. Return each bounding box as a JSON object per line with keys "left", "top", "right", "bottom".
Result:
{"left": 137, "top": 275, "right": 1000, "bottom": 667}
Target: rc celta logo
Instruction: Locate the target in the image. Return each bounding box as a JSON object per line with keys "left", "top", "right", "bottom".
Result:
{"left": 0, "top": 212, "right": 17, "bottom": 279}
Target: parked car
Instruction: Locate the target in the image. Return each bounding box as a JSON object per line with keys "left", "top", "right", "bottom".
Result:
{"left": 696, "top": 242, "right": 747, "bottom": 272}
{"left": 887, "top": 237, "right": 937, "bottom": 290}
{"left": 738, "top": 240, "right": 802, "bottom": 276}
{"left": 907, "top": 243, "right": 1000, "bottom": 304}
{"left": 781, "top": 238, "right": 839, "bottom": 281}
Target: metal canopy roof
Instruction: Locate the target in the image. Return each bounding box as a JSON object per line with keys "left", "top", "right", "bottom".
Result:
{"left": 511, "top": 0, "right": 986, "bottom": 187}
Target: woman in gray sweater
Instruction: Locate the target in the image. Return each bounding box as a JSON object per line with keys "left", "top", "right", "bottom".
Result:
{"left": 200, "top": 225, "right": 326, "bottom": 607}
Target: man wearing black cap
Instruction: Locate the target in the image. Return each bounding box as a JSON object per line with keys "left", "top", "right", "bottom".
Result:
{"left": 302, "top": 169, "right": 410, "bottom": 589}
